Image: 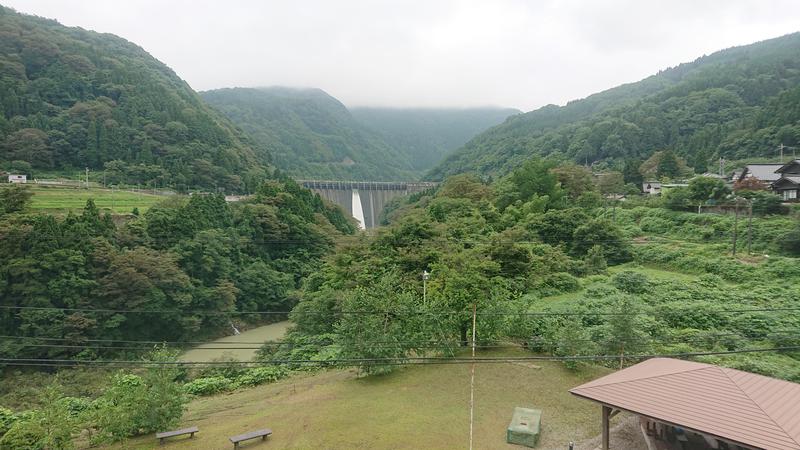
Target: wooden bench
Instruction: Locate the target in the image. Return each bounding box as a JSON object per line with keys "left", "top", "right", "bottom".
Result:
{"left": 230, "top": 429, "right": 272, "bottom": 449}
{"left": 155, "top": 426, "right": 199, "bottom": 445}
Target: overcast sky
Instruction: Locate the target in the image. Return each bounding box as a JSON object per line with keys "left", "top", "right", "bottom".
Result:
{"left": 5, "top": 0, "right": 800, "bottom": 110}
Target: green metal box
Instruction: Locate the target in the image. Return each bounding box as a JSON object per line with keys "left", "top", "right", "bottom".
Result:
{"left": 506, "top": 407, "right": 542, "bottom": 447}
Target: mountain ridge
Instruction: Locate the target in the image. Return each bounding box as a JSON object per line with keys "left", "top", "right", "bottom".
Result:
{"left": 429, "top": 32, "right": 800, "bottom": 180}
{"left": 202, "top": 86, "right": 518, "bottom": 180}
{"left": 201, "top": 86, "right": 417, "bottom": 181}
{"left": 0, "top": 5, "right": 272, "bottom": 192}
{"left": 350, "top": 106, "right": 519, "bottom": 172}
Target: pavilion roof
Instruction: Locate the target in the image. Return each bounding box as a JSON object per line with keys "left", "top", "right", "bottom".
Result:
{"left": 570, "top": 358, "right": 800, "bottom": 450}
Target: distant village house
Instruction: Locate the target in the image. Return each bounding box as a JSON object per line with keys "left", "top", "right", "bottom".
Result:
{"left": 732, "top": 160, "right": 800, "bottom": 202}
{"left": 736, "top": 163, "right": 783, "bottom": 184}
{"left": 771, "top": 159, "right": 800, "bottom": 202}
{"left": 642, "top": 181, "right": 661, "bottom": 195}
{"left": 7, "top": 174, "right": 26, "bottom": 184}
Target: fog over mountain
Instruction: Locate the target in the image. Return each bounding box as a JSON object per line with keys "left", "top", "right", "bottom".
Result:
{"left": 5, "top": 0, "right": 800, "bottom": 110}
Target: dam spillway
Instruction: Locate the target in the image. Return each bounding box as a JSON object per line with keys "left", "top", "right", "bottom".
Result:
{"left": 299, "top": 180, "right": 438, "bottom": 229}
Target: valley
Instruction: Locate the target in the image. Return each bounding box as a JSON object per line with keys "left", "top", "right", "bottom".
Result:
{"left": 1, "top": 3, "right": 800, "bottom": 450}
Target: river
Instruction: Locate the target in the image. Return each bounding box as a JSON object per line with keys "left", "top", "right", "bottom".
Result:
{"left": 180, "top": 321, "right": 290, "bottom": 362}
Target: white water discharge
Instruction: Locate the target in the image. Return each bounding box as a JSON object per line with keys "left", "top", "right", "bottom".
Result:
{"left": 352, "top": 189, "right": 366, "bottom": 230}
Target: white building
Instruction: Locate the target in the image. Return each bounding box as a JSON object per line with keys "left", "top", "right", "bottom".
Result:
{"left": 7, "top": 174, "right": 26, "bottom": 184}
{"left": 642, "top": 181, "right": 661, "bottom": 195}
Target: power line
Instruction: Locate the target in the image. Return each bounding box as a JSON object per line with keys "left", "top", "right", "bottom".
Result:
{"left": 4, "top": 333, "right": 797, "bottom": 355}
{"left": 1, "top": 346, "right": 798, "bottom": 368}
{"left": 1, "top": 304, "right": 798, "bottom": 316}
{"left": 5, "top": 328, "right": 799, "bottom": 346}
{"left": 4, "top": 329, "right": 799, "bottom": 347}
{"left": 0, "top": 342, "right": 525, "bottom": 351}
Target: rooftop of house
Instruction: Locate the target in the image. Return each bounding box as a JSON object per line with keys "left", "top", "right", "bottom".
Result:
{"left": 741, "top": 164, "right": 784, "bottom": 182}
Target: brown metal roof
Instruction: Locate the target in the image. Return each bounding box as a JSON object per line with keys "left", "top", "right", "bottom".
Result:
{"left": 570, "top": 358, "right": 800, "bottom": 450}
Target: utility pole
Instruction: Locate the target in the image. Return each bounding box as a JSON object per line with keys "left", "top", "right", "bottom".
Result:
{"left": 719, "top": 157, "right": 725, "bottom": 178}
{"left": 85, "top": 167, "right": 89, "bottom": 189}
{"left": 468, "top": 300, "right": 478, "bottom": 450}
{"left": 779, "top": 143, "right": 785, "bottom": 163}
{"left": 747, "top": 200, "right": 753, "bottom": 255}
{"left": 731, "top": 200, "right": 739, "bottom": 257}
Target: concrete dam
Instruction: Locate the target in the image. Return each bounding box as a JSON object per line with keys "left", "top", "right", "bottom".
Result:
{"left": 299, "top": 180, "right": 438, "bottom": 229}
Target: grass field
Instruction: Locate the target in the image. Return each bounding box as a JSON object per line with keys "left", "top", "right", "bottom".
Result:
{"left": 180, "top": 322, "right": 291, "bottom": 363}
{"left": 6, "top": 185, "right": 168, "bottom": 213}
{"left": 113, "top": 349, "right": 610, "bottom": 450}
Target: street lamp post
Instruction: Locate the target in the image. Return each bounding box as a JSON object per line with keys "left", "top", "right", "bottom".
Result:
{"left": 422, "top": 270, "right": 430, "bottom": 304}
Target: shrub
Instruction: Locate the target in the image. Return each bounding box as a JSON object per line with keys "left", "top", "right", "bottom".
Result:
{"left": 56, "top": 397, "right": 92, "bottom": 420}
{"left": 91, "top": 348, "right": 187, "bottom": 442}
{"left": 0, "top": 388, "right": 77, "bottom": 450}
{"left": 584, "top": 284, "right": 618, "bottom": 299}
{"left": 611, "top": 271, "right": 649, "bottom": 294}
{"left": 198, "top": 354, "right": 247, "bottom": 380}
{"left": 183, "top": 376, "right": 235, "bottom": 396}
{"left": 663, "top": 187, "right": 692, "bottom": 211}
{"left": 571, "top": 218, "right": 632, "bottom": 264}
{"left": 780, "top": 227, "right": 800, "bottom": 256}
{"left": 638, "top": 216, "right": 673, "bottom": 234}
{"left": 235, "top": 367, "right": 288, "bottom": 387}
{"left": 553, "top": 318, "right": 597, "bottom": 370}
{"left": 583, "top": 245, "right": 607, "bottom": 275}
{"left": 738, "top": 191, "right": 786, "bottom": 215}
{"left": 533, "top": 272, "right": 580, "bottom": 297}
{"left": 0, "top": 407, "right": 18, "bottom": 437}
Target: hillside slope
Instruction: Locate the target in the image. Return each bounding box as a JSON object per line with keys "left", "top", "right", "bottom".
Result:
{"left": 0, "top": 6, "right": 267, "bottom": 191}
{"left": 429, "top": 33, "right": 800, "bottom": 180}
{"left": 350, "top": 107, "right": 519, "bottom": 171}
{"left": 201, "top": 87, "right": 416, "bottom": 181}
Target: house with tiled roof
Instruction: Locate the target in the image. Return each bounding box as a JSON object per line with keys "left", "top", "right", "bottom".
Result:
{"left": 771, "top": 159, "right": 800, "bottom": 202}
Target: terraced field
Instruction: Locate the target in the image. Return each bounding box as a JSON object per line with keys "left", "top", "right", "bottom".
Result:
{"left": 16, "top": 185, "right": 168, "bottom": 213}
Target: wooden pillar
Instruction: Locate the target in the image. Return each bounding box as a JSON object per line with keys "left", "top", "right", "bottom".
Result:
{"left": 602, "top": 405, "right": 611, "bottom": 450}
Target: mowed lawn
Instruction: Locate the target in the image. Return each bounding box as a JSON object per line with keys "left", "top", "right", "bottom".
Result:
{"left": 113, "top": 350, "right": 610, "bottom": 450}
{"left": 17, "top": 185, "right": 167, "bottom": 213}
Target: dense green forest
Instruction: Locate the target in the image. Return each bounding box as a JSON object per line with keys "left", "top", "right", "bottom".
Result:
{"left": 0, "top": 6, "right": 270, "bottom": 191}
{"left": 267, "top": 163, "right": 800, "bottom": 380}
{"left": 201, "top": 87, "right": 418, "bottom": 181}
{"left": 350, "top": 107, "right": 519, "bottom": 172}
{"left": 430, "top": 32, "right": 800, "bottom": 180}
{"left": 0, "top": 178, "right": 355, "bottom": 361}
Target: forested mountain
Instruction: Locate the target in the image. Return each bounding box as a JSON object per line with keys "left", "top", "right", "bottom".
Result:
{"left": 429, "top": 33, "right": 800, "bottom": 180}
{"left": 350, "top": 107, "right": 519, "bottom": 171}
{"left": 0, "top": 6, "right": 269, "bottom": 191}
{"left": 201, "top": 87, "right": 417, "bottom": 181}
{"left": 0, "top": 177, "right": 355, "bottom": 360}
